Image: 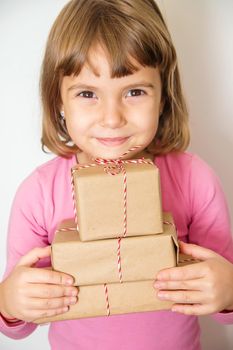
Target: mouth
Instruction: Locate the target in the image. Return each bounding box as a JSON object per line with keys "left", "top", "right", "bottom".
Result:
{"left": 96, "top": 136, "right": 130, "bottom": 147}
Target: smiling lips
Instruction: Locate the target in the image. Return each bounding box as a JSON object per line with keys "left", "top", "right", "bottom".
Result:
{"left": 96, "top": 137, "right": 130, "bottom": 147}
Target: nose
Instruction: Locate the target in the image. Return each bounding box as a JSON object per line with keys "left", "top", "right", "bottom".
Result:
{"left": 99, "top": 99, "right": 126, "bottom": 129}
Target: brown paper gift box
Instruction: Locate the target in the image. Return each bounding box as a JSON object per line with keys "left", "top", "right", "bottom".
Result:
{"left": 71, "top": 159, "right": 163, "bottom": 241}
{"left": 51, "top": 213, "right": 178, "bottom": 286}
{"left": 35, "top": 280, "right": 173, "bottom": 324}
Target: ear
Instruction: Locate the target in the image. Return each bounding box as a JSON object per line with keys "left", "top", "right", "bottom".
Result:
{"left": 59, "top": 103, "right": 64, "bottom": 112}
{"left": 59, "top": 104, "right": 65, "bottom": 119}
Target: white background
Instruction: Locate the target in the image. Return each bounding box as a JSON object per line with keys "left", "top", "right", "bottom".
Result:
{"left": 0, "top": 0, "right": 233, "bottom": 349}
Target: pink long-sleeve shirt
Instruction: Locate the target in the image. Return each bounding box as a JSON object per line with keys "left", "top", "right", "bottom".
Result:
{"left": 1, "top": 152, "right": 233, "bottom": 349}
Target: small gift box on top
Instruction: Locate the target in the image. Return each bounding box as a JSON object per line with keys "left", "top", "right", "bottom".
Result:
{"left": 71, "top": 157, "right": 163, "bottom": 241}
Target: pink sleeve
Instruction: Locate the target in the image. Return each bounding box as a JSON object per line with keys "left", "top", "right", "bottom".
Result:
{"left": 188, "top": 155, "right": 233, "bottom": 323}
{"left": 0, "top": 316, "right": 37, "bottom": 340}
{"left": 0, "top": 170, "right": 49, "bottom": 338}
{"left": 188, "top": 155, "right": 233, "bottom": 260}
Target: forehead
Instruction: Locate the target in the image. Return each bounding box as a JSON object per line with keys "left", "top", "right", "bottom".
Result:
{"left": 61, "top": 58, "right": 161, "bottom": 94}
{"left": 60, "top": 43, "right": 162, "bottom": 93}
{"left": 83, "top": 43, "right": 144, "bottom": 78}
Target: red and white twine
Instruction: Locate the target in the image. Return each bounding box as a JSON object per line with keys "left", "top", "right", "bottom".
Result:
{"left": 104, "top": 284, "right": 110, "bottom": 316}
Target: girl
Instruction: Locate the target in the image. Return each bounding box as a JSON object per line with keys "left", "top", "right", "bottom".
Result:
{"left": 1, "top": 0, "right": 233, "bottom": 349}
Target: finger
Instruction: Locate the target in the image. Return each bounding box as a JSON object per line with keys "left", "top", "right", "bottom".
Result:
{"left": 154, "top": 279, "right": 202, "bottom": 291}
{"left": 156, "top": 262, "right": 206, "bottom": 281}
{"left": 31, "top": 306, "right": 70, "bottom": 321}
{"left": 171, "top": 303, "right": 214, "bottom": 316}
{"left": 179, "top": 241, "right": 219, "bottom": 260}
{"left": 26, "top": 268, "right": 75, "bottom": 286}
{"left": 24, "top": 284, "right": 79, "bottom": 298}
{"left": 157, "top": 290, "right": 204, "bottom": 304}
{"left": 17, "top": 247, "right": 52, "bottom": 267}
{"left": 26, "top": 295, "right": 78, "bottom": 310}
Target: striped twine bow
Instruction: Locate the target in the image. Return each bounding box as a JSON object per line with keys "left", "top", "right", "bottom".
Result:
{"left": 71, "top": 145, "right": 156, "bottom": 316}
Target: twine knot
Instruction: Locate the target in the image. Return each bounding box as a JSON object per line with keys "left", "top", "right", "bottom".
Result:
{"left": 95, "top": 158, "right": 125, "bottom": 175}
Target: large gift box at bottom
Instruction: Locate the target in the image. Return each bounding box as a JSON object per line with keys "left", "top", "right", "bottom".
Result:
{"left": 35, "top": 214, "right": 178, "bottom": 324}
{"left": 36, "top": 280, "right": 174, "bottom": 323}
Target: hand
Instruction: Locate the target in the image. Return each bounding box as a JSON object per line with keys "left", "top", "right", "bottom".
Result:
{"left": 154, "top": 241, "right": 233, "bottom": 315}
{"left": 0, "top": 246, "right": 78, "bottom": 322}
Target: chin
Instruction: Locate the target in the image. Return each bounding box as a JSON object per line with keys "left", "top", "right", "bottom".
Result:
{"left": 95, "top": 149, "right": 124, "bottom": 160}
{"left": 97, "top": 147, "right": 143, "bottom": 161}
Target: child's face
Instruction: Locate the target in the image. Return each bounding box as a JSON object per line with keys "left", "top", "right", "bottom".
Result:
{"left": 60, "top": 45, "right": 163, "bottom": 162}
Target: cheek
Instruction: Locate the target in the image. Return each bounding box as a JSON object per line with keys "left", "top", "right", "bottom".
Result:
{"left": 141, "top": 112, "right": 160, "bottom": 143}
{"left": 145, "top": 117, "right": 160, "bottom": 140}
{"left": 64, "top": 102, "right": 89, "bottom": 128}
{"left": 65, "top": 116, "right": 88, "bottom": 140}
{"left": 134, "top": 106, "right": 160, "bottom": 133}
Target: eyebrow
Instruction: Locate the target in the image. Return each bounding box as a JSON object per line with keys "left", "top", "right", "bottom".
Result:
{"left": 67, "top": 81, "right": 155, "bottom": 92}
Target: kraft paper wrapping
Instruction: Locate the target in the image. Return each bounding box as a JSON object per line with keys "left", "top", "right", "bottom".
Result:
{"left": 35, "top": 280, "right": 173, "bottom": 324}
{"left": 51, "top": 214, "right": 178, "bottom": 286}
{"left": 71, "top": 159, "right": 163, "bottom": 241}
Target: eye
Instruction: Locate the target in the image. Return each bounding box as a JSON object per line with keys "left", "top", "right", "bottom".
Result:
{"left": 126, "top": 89, "right": 146, "bottom": 97}
{"left": 78, "top": 91, "right": 97, "bottom": 99}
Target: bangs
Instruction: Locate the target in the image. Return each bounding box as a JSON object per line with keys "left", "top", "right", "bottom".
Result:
{"left": 56, "top": 1, "right": 163, "bottom": 78}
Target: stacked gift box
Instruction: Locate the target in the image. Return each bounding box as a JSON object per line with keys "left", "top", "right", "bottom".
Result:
{"left": 36, "top": 157, "right": 181, "bottom": 324}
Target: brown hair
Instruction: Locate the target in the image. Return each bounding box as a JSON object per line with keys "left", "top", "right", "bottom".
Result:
{"left": 40, "top": 0, "right": 190, "bottom": 157}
